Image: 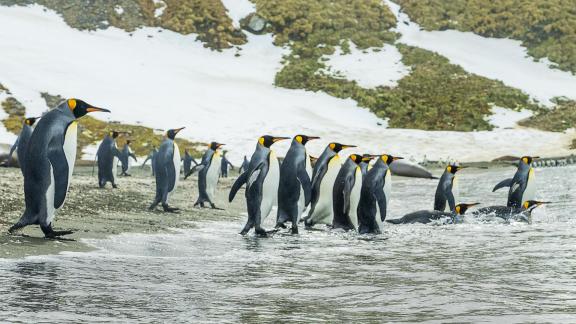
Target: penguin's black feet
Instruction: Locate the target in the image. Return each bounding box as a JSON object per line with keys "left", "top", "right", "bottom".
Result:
{"left": 275, "top": 223, "right": 287, "bottom": 229}
{"left": 255, "top": 228, "right": 268, "bottom": 237}
{"left": 44, "top": 229, "right": 74, "bottom": 240}
{"left": 112, "top": 184, "right": 118, "bottom": 189}
{"left": 291, "top": 226, "right": 299, "bottom": 235}
{"left": 304, "top": 219, "right": 315, "bottom": 229}
{"left": 162, "top": 204, "right": 180, "bottom": 213}
{"left": 210, "top": 203, "right": 224, "bottom": 210}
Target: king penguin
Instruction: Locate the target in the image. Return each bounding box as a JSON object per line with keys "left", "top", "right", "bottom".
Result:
{"left": 359, "top": 154, "right": 374, "bottom": 176}
{"left": 230, "top": 135, "right": 288, "bottom": 236}
{"left": 239, "top": 155, "right": 250, "bottom": 173}
{"left": 9, "top": 99, "right": 109, "bottom": 238}
{"left": 141, "top": 146, "right": 158, "bottom": 176}
{"left": 471, "top": 200, "right": 549, "bottom": 223}
{"left": 149, "top": 127, "right": 185, "bottom": 212}
{"left": 275, "top": 134, "right": 317, "bottom": 234}
{"left": 119, "top": 139, "right": 137, "bottom": 176}
{"left": 96, "top": 131, "right": 121, "bottom": 188}
{"left": 193, "top": 142, "right": 225, "bottom": 209}
{"left": 434, "top": 164, "right": 466, "bottom": 212}
{"left": 332, "top": 154, "right": 372, "bottom": 231}
{"left": 182, "top": 149, "right": 198, "bottom": 177}
{"left": 493, "top": 156, "right": 538, "bottom": 208}
{"left": 357, "top": 154, "right": 402, "bottom": 234}
{"left": 9, "top": 117, "right": 39, "bottom": 173}
{"left": 386, "top": 203, "right": 479, "bottom": 225}
{"left": 303, "top": 142, "right": 355, "bottom": 228}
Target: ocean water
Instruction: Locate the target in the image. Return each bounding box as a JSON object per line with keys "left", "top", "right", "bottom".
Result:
{"left": 1, "top": 166, "right": 575, "bottom": 323}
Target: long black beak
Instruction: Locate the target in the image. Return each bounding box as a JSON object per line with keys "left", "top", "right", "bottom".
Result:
{"left": 87, "top": 107, "right": 110, "bottom": 113}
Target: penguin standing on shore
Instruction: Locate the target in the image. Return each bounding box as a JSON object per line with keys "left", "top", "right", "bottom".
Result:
{"left": 193, "top": 142, "right": 224, "bottom": 209}
{"left": 357, "top": 154, "right": 402, "bottom": 234}
{"left": 275, "top": 135, "right": 317, "bottom": 233}
{"left": 119, "top": 140, "right": 137, "bottom": 176}
{"left": 230, "top": 135, "right": 288, "bottom": 236}
{"left": 303, "top": 142, "right": 355, "bottom": 228}
{"left": 9, "top": 99, "right": 109, "bottom": 238}
{"left": 141, "top": 146, "right": 158, "bottom": 176}
{"left": 471, "top": 200, "right": 549, "bottom": 223}
{"left": 182, "top": 149, "right": 198, "bottom": 177}
{"left": 149, "top": 127, "right": 185, "bottom": 212}
{"left": 332, "top": 154, "right": 369, "bottom": 231}
{"left": 493, "top": 156, "right": 538, "bottom": 208}
{"left": 220, "top": 151, "right": 234, "bottom": 178}
{"left": 386, "top": 203, "right": 480, "bottom": 225}
{"left": 96, "top": 131, "right": 121, "bottom": 188}
{"left": 9, "top": 117, "right": 39, "bottom": 173}
{"left": 434, "top": 164, "right": 466, "bottom": 212}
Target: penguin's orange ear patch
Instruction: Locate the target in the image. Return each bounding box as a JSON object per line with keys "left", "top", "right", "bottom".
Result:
{"left": 259, "top": 137, "right": 265, "bottom": 145}
{"left": 381, "top": 155, "right": 389, "bottom": 163}
{"left": 296, "top": 135, "right": 303, "bottom": 143}
{"left": 329, "top": 143, "right": 336, "bottom": 150}
{"left": 68, "top": 99, "right": 77, "bottom": 110}
{"left": 455, "top": 205, "right": 461, "bottom": 214}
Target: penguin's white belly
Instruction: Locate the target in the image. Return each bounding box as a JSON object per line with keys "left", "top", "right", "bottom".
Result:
{"left": 169, "top": 142, "right": 181, "bottom": 199}
{"left": 522, "top": 168, "right": 536, "bottom": 203}
{"left": 311, "top": 156, "right": 341, "bottom": 224}
{"left": 305, "top": 152, "right": 312, "bottom": 178}
{"left": 46, "top": 164, "right": 56, "bottom": 225}
{"left": 299, "top": 151, "right": 312, "bottom": 218}
{"left": 63, "top": 122, "right": 77, "bottom": 195}
{"left": 349, "top": 169, "right": 362, "bottom": 229}
{"left": 206, "top": 154, "right": 221, "bottom": 201}
{"left": 261, "top": 152, "right": 280, "bottom": 221}
{"left": 450, "top": 176, "right": 460, "bottom": 211}
{"left": 113, "top": 154, "right": 119, "bottom": 180}
{"left": 384, "top": 169, "right": 392, "bottom": 208}
{"left": 127, "top": 148, "right": 133, "bottom": 172}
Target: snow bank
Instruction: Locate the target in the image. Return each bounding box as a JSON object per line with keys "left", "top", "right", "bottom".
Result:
{"left": 384, "top": 0, "right": 576, "bottom": 106}
{"left": 322, "top": 43, "right": 410, "bottom": 88}
{"left": 487, "top": 107, "right": 533, "bottom": 129}
{"left": 221, "top": 0, "right": 254, "bottom": 28}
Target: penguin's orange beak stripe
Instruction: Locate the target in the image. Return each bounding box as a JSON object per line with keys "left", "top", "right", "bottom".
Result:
{"left": 392, "top": 156, "right": 404, "bottom": 161}
{"left": 87, "top": 107, "right": 110, "bottom": 113}
{"left": 174, "top": 127, "right": 185, "bottom": 133}
{"left": 272, "top": 137, "right": 290, "bottom": 142}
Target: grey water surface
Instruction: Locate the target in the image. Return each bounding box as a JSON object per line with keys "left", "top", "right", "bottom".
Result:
{"left": 1, "top": 166, "right": 575, "bottom": 323}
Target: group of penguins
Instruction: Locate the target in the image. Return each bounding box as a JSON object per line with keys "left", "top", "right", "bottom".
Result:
{"left": 5, "top": 98, "right": 549, "bottom": 239}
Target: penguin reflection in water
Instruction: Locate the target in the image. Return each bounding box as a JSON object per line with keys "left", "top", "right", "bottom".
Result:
{"left": 9, "top": 99, "right": 109, "bottom": 238}
{"left": 9, "top": 117, "right": 39, "bottom": 173}
{"left": 149, "top": 127, "right": 185, "bottom": 213}
{"left": 230, "top": 135, "right": 289, "bottom": 236}
{"left": 192, "top": 142, "right": 225, "bottom": 209}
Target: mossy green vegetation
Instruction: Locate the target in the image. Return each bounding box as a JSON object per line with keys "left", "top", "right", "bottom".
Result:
{"left": 394, "top": 0, "right": 576, "bottom": 74}
{"left": 519, "top": 99, "right": 576, "bottom": 132}
{"left": 1, "top": 97, "right": 26, "bottom": 134}
{"left": 0, "top": 0, "right": 245, "bottom": 50}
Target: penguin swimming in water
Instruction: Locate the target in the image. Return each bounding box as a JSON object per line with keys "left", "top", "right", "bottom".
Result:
{"left": 239, "top": 156, "right": 250, "bottom": 173}
{"left": 303, "top": 142, "right": 355, "bottom": 228}
{"left": 275, "top": 135, "right": 317, "bottom": 233}
{"left": 332, "top": 154, "right": 373, "bottom": 231}
{"left": 119, "top": 140, "right": 137, "bottom": 176}
{"left": 193, "top": 142, "right": 225, "bottom": 209}
{"left": 149, "top": 127, "right": 185, "bottom": 212}
{"left": 9, "top": 99, "right": 109, "bottom": 238}
{"left": 220, "top": 151, "right": 234, "bottom": 178}
{"left": 357, "top": 154, "right": 402, "bottom": 234}
{"left": 96, "top": 131, "right": 121, "bottom": 188}
{"left": 182, "top": 149, "right": 198, "bottom": 177}
{"left": 230, "top": 135, "right": 288, "bottom": 236}
{"left": 386, "top": 203, "right": 479, "bottom": 225}
{"left": 9, "top": 117, "right": 39, "bottom": 173}
{"left": 141, "top": 146, "right": 158, "bottom": 176}
{"left": 471, "top": 200, "right": 549, "bottom": 223}
{"left": 493, "top": 156, "right": 538, "bottom": 208}
{"left": 434, "top": 164, "right": 466, "bottom": 212}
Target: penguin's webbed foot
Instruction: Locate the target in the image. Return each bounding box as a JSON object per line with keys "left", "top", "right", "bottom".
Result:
{"left": 255, "top": 228, "right": 268, "bottom": 237}
{"left": 162, "top": 204, "right": 180, "bottom": 213}
{"left": 291, "top": 226, "right": 299, "bottom": 235}
{"left": 45, "top": 230, "right": 74, "bottom": 240}
{"left": 210, "top": 204, "right": 224, "bottom": 210}
{"left": 112, "top": 184, "right": 118, "bottom": 189}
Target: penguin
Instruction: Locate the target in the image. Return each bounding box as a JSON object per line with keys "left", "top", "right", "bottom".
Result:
{"left": 303, "top": 142, "right": 355, "bottom": 228}
{"left": 119, "top": 140, "right": 137, "bottom": 176}
{"left": 239, "top": 156, "right": 250, "bottom": 173}
{"left": 357, "top": 154, "right": 402, "bottom": 234}
{"left": 96, "top": 131, "right": 121, "bottom": 188}
{"left": 9, "top": 117, "right": 39, "bottom": 173}
{"left": 359, "top": 154, "right": 374, "bottom": 176}
{"left": 149, "top": 127, "right": 185, "bottom": 212}
{"left": 493, "top": 156, "right": 538, "bottom": 208}
{"left": 386, "top": 203, "right": 479, "bottom": 225}
{"left": 332, "top": 154, "right": 371, "bottom": 231}
{"left": 434, "top": 164, "right": 466, "bottom": 212}
{"left": 8, "top": 99, "right": 109, "bottom": 238}
{"left": 229, "top": 135, "right": 289, "bottom": 236}
{"left": 275, "top": 135, "right": 317, "bottom": 233}
{"left": 182, "top": 149, "right": 198, "bottom": 177}
{"left": 220, "top": 151, "right": 234, "bottom": 178}
{"left": 141, "top": 146, "right": 158, "bottom": 176}
{"left": 471, "top": 200, "right": 550, "bottom": 223}
{"left": 193, "top": 142, "right": 225, "bottom": 209}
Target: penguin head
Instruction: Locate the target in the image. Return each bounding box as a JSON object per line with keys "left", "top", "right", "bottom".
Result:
{"left": 110, "top": 131, "right": 120, "bottom": 138}
{"left": 522, "top": 200, "right": 550, "bottom": 210}
{"left": 361, "top": 154, "right": 376, "bottom": 163}
{"left": 455, "top": 203, "right": 480, "bottom": 215}
{"left": 126, "top": 140, "right": 132, "bottom": 145}
{"left": 446, "top": 164, "right": 467, "bottom": 174}
{"left": 349, "top": 154, "right": 363, "bottom": 164}
{"left": 295, "top": 135, "right": 319, "bottom": 145}
{"left": 24, "top": 117, "right": 39, "bottom": 126}
{"left": 380, "top": 154, "right": 403, "bottom": 165}
{"left": 328, "top": 142, "right": 356, "bottom": 153}
{"left": 259, "top": 135, "right": 289, "bottom": 148}
{"left": 66, "top": 98, "right": 110, "bottom": 119}
{"left": 520, "top": 156, "right": 539, "bottom": 165}
{"left": 210, "top": 142, "right": 225, "bottom": 150}
{"left": 166, "top": 127, "right": 185, "bottom": 140}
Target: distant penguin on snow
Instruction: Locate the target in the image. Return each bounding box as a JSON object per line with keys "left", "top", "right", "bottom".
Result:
{"left": 193, "top": 142, "right": 225, "bottom": 209}
{"left": 9, "top": 99, "right": 109, "bottom": 238}
{"left": 9, "top": 117, "right": 39, "bottom": 173}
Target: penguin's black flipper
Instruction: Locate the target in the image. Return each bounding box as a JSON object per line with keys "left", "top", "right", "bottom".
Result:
{"left": 297, "top": 167, "right": 312, "bottom": 206}
{"left": 8, "top": 136, "right": 18, "bottom": 160}
{"left": 493, "top": 178, "right": 513, "bottom": 192}
{"left": 446, "top": 190, "right": 456, "bottom": 212}
{"left": 166, "top": 156, "right": 177, "bottom": 193}
{"left": 375, "top": 186, "right": 387, "bottom": 222}
{"left": 385, "top": 218, "right": 404, "bottom": 224}
{"left": 342, "top": 176, "right": 354, "bottom": 215}
{"left": 310, "top": 160, "right": 328, "bottom": 206}
{"left": 229, "top": 171, "right": 248, "bottom": 202}
{"left": 47, "top": 137, "right": 70, "bottom": 209}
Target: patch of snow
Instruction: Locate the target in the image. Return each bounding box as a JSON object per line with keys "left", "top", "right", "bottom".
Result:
{"left": 322, "top": 43, "right": 410, "bottom": 88}
{"left": 114, "top": 5, "right": 124, "bottom": 15}
{"left": 151, "top": 0, "right": 165, "bottom": 18}
{"left": 384, "top": 0, "right": 576, "bottom": 106}
{"left": 220, "top": 0, "right": 254, "bottom": 28}
{"left": 487, "top": 106, "right": 533, "bottom": 129}
{"left": 82, "top": 143, "right": 98, "bottom": 161}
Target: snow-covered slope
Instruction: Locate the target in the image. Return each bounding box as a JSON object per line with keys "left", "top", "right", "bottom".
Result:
{"left": 0, "top": 4, "right": 573, "bottom": 164}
